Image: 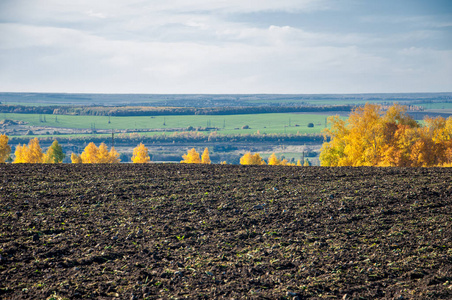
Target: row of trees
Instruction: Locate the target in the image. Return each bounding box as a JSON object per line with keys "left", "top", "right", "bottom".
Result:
{"left": 0, "top": 136, "right": 65, "bottom": 163}
{"left": 70, "top": 143, "right": 120, "bottom": 163}
{"left": 181, "top": 148, "right": 211, "bottom": 164}
{"left": 320, "top": 104, "right": 452, "bottom": 167}
{"left": 1, "top": 103, "right": 354, "bottom": 116}
{"left": 239, "top": 152, "right": 310, "bottom": 166}
{"left": 9, "top": 131, "right": 325, "bottom": 146}
{"left": 0, "top": 135, "right": 310, "bottom": 166}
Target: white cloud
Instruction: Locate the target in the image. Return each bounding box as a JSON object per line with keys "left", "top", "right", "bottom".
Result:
{"left": 0, "top": 0, "right": 451, "bottom": 93}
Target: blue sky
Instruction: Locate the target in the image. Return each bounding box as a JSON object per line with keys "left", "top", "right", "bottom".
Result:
{"left": 0, "top": 0, "right": 451, "bottom": 94}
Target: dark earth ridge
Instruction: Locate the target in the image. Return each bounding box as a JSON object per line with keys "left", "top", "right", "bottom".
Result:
{"left": 0, "top": 164, "right": 451, "bottom": 299}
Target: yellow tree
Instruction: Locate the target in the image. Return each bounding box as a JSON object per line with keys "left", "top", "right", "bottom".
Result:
{"left": 319, "top": 116, "right": 348, "bottom": 166}
{"left": 76, "top": 142, "right": 120, "bottom": 163}
{"left": 0, "top": 134, "right": 11, "bottom": 163}
{"left": 268, "top": 153, "right": 280, "bottom": 165}
{"left": 132, "top": 143, "right": 151, "bottom": 163}
{"left": 344, "top": 103, "right": 385, "bottom": 166}
{"left": 80, "top": 142, "right": 99, "bottom": 163}
{"left": 108, "top": 147, "right": 120, "bottom": 163}
{"left": 97, "top": 143, "right": 113, "bottom": 163}
{"left": 201, "top": 147, "right": 211, "bottom": 164}
{"left": 181, "top": 148, "right": 201, "bottom": 163}
{"left": 28, "top": 138, "right": 44, "bottom": 163}
{"left": 14, "top": 144, "right": 28, "bottom": 163}
{"left": 240, "top": 152, "right": 266, "bottom": 165}
{"left": 71, "top": 153, "right": 83, "bottom": 163}
{"left": 43, "top": 140, "right": 65, "bottom": 163}
{"left": 13, "top": 138, "right": 44, "bottom": 163}
{"left": 320, "top": 103, "right": 424, "bottom": 167}
{"left": 424, "top": 116, "right": 452, "bottom": 166}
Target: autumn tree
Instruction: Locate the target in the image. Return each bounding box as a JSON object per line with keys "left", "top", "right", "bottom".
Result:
{"left": 267, "top": 153, "right": 292, "bottom": 166}
{"left": 268, "top": 153, "right": 280, "bottom": 165}
{"left": 71, "top": 153, "right": 82, "bottom": 164}
{"left": 0, "top": 134, "right": 11, "bottom": 163}
{"left": 109, "top": 147, "right": 120, "bottom": 163}
{"left": 80, "top": 142, "right": 99, "bottom": 163}
{"left": 320, "top": 103, "right": 452, "bottom": 167}
{"left": 43, "top": 140, "right": 65, "bottom": 163}
{"left": 74, "top": 142, "right": 120, "bottom": 163}
{"left": 13, "top": 138, "right": 44, "bottom": 163}
{"left": 240, "top": 152, "right": 266, "bottom": 165}
{"left": 201, "top": 147, "right": 211, "bottom": 164}
{"left": 97, "top": 143, "right": 119, "bottom": 163}
{"left": 132, "top": 143, "right": 151, "bottom": 163}
{"left": 181, "top": 148, "right": 201, "bottom": 163}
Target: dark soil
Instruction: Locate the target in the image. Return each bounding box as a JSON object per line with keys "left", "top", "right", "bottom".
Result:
{"left": 0, "top": 164, "right": 451, "bottom": 299}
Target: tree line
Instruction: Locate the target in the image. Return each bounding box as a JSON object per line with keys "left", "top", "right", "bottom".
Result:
{"left": 0, "top": 135, "right": 310, "bottom": 165}
{"left": 0, "top": 104, "right": 355, "bottom": 116}
{"left": 9, "top": 132, "right": 325, "bottom": 146}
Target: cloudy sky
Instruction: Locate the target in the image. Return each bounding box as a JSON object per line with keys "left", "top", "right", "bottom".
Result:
{"left": 0, "top": 0, "right": 451, "bottom": 94}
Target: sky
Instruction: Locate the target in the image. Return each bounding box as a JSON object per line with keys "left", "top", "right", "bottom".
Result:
{"left": 0, "top": 0, "right": 451, "bottom": 94}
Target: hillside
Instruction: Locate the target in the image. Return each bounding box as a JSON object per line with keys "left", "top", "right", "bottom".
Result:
{"left": 0, "top": 165, "right": 451, "bottom": 299}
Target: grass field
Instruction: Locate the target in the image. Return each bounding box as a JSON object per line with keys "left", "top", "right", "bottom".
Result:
{"left": 248, "top": 99, "right": 392, "bottom": 106}
{"left": 1, "top": 112, "right": 333, "bottom": 135}
{"left": 420, "top": 103, "right": 452, "bottom": 109}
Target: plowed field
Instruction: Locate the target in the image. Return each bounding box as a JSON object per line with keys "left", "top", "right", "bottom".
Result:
{"left": 0, "top": 165, "right": 451, "bottom": 299}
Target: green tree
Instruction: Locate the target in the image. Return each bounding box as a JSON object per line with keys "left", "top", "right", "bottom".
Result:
{"left": 0, "top": 134, "right": 11, "bottom": 163}
{"left": 44, "top": 140, "right": 65, "bottom": 163}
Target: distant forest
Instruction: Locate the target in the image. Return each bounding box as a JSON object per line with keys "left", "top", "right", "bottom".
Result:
{"left": 8, "top": 132, "right": 326, "bottom": 149}
{"left": 0, "top": 104, "right": 357, "bottom": 116}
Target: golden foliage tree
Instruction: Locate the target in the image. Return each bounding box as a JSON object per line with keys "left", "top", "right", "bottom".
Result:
{"left": 80, "top": 142, "right": 99, "bottom": 163}
{"left": 268, "top": 153, "right": 280, "bottom": 165}
{"left": 201, "top": 147, "right": 211, "bottom": 164}
{"left": 75, "top": 142, "right": 120, "bottom": 163}
{"left": 0, "top": 134, "right": 11, "bottom": 163}
{"left": 320, "top": 103, "right": 452, "bottom": 167}
{"left": 132, "top": 143, "right": 151, "bottom": 163}
{"left": 108, "top": 146, "right": 120, "bottom": 163}
{"left": 43, "top": 140, "right": 65, "bottom": 163}
{"left": 240, "top": 152, "right": 266, "bottom": 165}
{"left": 13, "top": 138, "right": 44, "bottom": 163}
{"left": 267, "top": 153, "right": 293, "bottom": 166}
{"left": 181, "top": 148, "right": 201, "bottom": 163}
{"left": 71, "top": 153, "right": 82, "bottom": 164}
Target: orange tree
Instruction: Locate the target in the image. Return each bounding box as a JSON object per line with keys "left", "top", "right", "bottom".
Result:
{"left": 320, "top": 103, "right": 452, "bottom": 167}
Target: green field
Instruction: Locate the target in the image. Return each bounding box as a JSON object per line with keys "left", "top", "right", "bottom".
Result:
{"left": 248, "top": 99, "right": 392, "bottom": 106}
{"left": 419, "top": 103, "right": 452, "bottom": 109}
{"left": 2, "top": 113, "right": 335, "bottom": 135}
